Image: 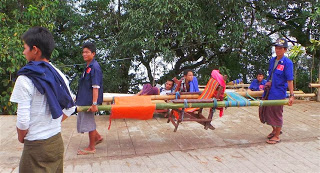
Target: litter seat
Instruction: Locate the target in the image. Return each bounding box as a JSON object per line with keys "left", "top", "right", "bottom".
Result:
{"left": 167, "top": 77, "right": 224, "bottom": 132}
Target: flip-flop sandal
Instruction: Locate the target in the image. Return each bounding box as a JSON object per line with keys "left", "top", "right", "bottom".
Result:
{"left": 266, "top": 139, "right": 281, "bottom": 144}
{"left": 95, "top": 138, "right": 103, "bottom": 146}
{"left": 267, "top": 133, "right": 275, "bottom": 139}
{"left": 267, "top": 131, "right": 283, "bottom": 139}
{"left": 77, "top": 149, "right": 96, "bottom": 155}
{"left": 208, "top": 124, "right": 215, "bottom": 130}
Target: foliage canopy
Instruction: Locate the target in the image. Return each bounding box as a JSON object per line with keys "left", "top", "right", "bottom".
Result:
{"left": 1, "top": 0, "right": 319, "bottom": 114}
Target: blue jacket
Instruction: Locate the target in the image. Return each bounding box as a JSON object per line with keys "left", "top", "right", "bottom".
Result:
{"left": 189, "top": 76, "right": 199, "bottom": 92}
{"left": 76, "top": 59, "right": 103, "bottom": 106}
{"left": 178, "top": 76, "right": 199, "bottom": 92}
{"left": 249, "top": 79, "right": 267, "bottom": 91}
{"left": 17, "top": 61, "right": 75, "bottom": 119}
{"left": 266, "top": 56, "right": 294, "bottom": 100}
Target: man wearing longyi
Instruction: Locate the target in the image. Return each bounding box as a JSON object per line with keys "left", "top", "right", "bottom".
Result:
{"left": 76, "top": 42, "right": 104, "bottom": 155}
{"left": 10, "top": 27, "right": 75, "bottom": 172}
{"left": 259, "top": 38, "right": 294, "bottom": 144}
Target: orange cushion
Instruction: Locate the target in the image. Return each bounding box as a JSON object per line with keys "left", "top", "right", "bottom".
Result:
{"left": 108, "top": 96, "right": 156, "bottom": 129}
{"left": 111, "top": 96, "right": 156, "bottom": 120}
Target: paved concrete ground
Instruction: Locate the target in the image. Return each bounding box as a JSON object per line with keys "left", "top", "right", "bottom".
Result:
{"left": 0, "top": 101, "right": 319, "bottom": 173}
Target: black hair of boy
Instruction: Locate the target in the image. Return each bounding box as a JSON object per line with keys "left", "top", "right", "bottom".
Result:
{"left": 82, "top": 42, "right": 96, "bottom": 53}
{"left": 257, "top": 71, "right": 264, "bottom": 76}
{"left": 183, "top": 69, "right": 193, "bottom": 75}
{"left": 21, "top": 26, "right": 55, "bottom": 60}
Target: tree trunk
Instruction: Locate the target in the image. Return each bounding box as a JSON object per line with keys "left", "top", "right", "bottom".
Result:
{"left": 119, "top": 62, "right": 131, "bottom": 93}
{"left": 317, "top": 62, "right": 320, "bottom": 102}
{"left": 310, "top": 53, "right": 315, "bottom": 93}
{"left": 294, "top": 63, "right": 297, "bottom": 90}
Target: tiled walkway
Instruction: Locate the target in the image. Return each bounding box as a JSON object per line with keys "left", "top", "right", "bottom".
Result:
{"left": 1, "top": 101, "right": 319, "bottom": 172}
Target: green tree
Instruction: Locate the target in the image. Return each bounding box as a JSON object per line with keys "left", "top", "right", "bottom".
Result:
{"left": 66, "top": 0, "right": 133, "bottom": 93}
{"left": 288, "top": 45, "right": 305, "bottom": 89}
{"left": 0, "top": 0, "right": 60, "bottom": 114}
{"left": 106, "top": 0, "right": 319, "bottom": 86}
{"left": 2, "top": 0, "right": 319, "bottom": 115}
{"left": 51, "top": 0, "right": 318, "bottom": 93}
{"left": 308, "top": 39, "right": 320, "bottom": 93}
{"left": 116, "top": 0, "right": 273, "bottom": 85}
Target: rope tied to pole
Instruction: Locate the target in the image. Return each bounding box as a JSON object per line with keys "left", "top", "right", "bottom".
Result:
{"left": 180, "top": 99, "right": 188, "bottom": 121}
{"left": 183, "top": 99, "right": 188, "bottom": 108}
{"left": 246, "top": 91, "right": 257, "bottom": 101}
{"left": 175, "top": 92, "right": 180, "bottom": 99}
{"left": 259, "top": 99, "right": 264, "bottom": 107}
{"left": 212, "top": 98, "right": 218, "bottom": 108}
{"left": 111, "top": 96, "right": 115, "bottom": 104}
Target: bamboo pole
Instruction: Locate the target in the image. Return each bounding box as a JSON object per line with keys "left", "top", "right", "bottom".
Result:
{"left": 103, "top": 94, "right": 199, "bottom": 102}
{"left": 294, "top": 93, "right": 316, "bottom": 97}
{"left": 226, "top": 84, "right": 250, "bottom": 88}
{"left": 103, "top": 90, "right": 306, "bottom": 103}
{"left": 235, "top": 90, "right": 306, "bottom": 97}
{"left": 290, "top": 91, "right": 305, "bottom": 94}
{"left": 200, "top": 84, "right": 252, "bottom": 88}
{"left": 151, "top": 100, "right": 166, "bottom": 103}
{"left": 309, "top": 83, "right": 320, "bottom": 88}
{"left": 235, "top": 90, "right": 264, "bottom": 97}
{"left": 78, "top": 99, "right": 289, "bottom": 112}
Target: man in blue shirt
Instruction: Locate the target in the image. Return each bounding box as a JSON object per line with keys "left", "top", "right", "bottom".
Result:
{"left": 173, "top": 69, "right": 199, "bottom": 92}
{"left": 259, "top": 38, "right": 294, "bottom": 144}
{"left": 249, "top": 71, "right": 267, "bottom": 91}
{"left": 76, "top": 42, "right": 104, "bottom": 155}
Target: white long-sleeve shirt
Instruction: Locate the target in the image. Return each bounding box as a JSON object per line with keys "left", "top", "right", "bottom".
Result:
{"left": 10, "top": 63, "right": 75, "bottom": 141}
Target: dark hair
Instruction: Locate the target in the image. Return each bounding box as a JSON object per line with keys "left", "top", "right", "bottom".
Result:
{"left": 183, "top": 69, "right": 193, "bottom": 76}
{"left": 167, "top": 79, "right": 174, "bottom": 84}
{"left": 22, "top": 27, "right": 55, "bottom": 60}
{"left": 257, "top": 70, "right": 264, "bottom": 76}
{"left": 82, "top": 42, "right": 96, "bottom": 53}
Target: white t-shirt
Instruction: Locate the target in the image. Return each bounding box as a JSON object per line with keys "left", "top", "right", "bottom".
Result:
{"left": 160, "top": 88, "right": 172, "bottom": 95}
{"left": 10, "top": 63, "right": 75, "bottom": 141}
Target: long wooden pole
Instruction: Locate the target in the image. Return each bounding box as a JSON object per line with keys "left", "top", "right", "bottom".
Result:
{"left": 226, "top": 84, "right": 250, "bottom": 88}
{"left": 308, "top": 83, "right": 320, "bottom": 102}
{"left": 289, "top": 91, "right": 305, "bottom": 94}
{"left": 103, "top": 90, "right": 309, "bottom": 102}
{"left": 293, "top": 93, "right": 316, "bottom": 97}
{"left": 309, "top": 83, "right": 320, "bottom": 87}
{"left": 199, "top": 89, "right": 304, "bottom": 95}
{"left": 103, "top": 94, "right": 199, "bottom": 102}
{"left": 78, "top": 99, "right": 288, "bottom": 112}
{"left": 233, "top": 90, "right": 308, "bottom": 97}
{"left": 199, "top": 84, "right": 251, "bottom": 88}
{"left": 235, "top": 90, "right": 263, "bottom": 97}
